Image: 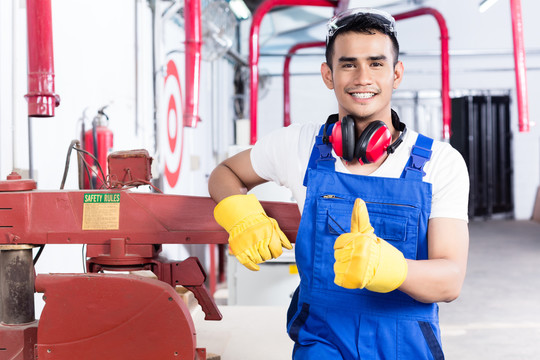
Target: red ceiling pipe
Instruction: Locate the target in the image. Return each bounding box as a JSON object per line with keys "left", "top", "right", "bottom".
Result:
{"left": 183, "top": 0, "right": 202, "bottom": 127}
{"left": 249, "top": 0, "right": 337, "bottom": 144}
{"left": 510, "top": 0, "right": 530, "bottom": 132}
{"left": 393, "top": 8, "right": 450, "bottom": 139}
{"left": 283, "top": 41, "right": 325, "bottom": 127}
{"left": 25, "top": 0, "right": 60, "bottom": 117}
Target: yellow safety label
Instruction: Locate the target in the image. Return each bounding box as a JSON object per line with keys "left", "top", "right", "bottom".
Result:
{"left": 82, "top": 193, "right": 120, "bottom": 230}
{"left": 289, "top": 264, "right": 298, "bottom": 274}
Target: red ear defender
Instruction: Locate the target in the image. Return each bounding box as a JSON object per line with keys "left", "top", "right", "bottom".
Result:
{"left": 329, "top": 115, "right": 356, "bottom": 162}
{"left": 328, "top": 120, "right": 344, "bottom": 157}
{"left": 324, "top": 111, "right": 406, "bottom": 164}
{"left": 355, "top": 120, "right": 392, "bottom": 165}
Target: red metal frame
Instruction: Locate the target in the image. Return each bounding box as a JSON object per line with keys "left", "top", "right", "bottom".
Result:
{"left": 25, "top": 0, "right": 60, "bottom": 117}
{"left": 0, "top": 321, "right": 38, "bottom": 359}
{"left": 183, "top": 0, "right": 202, "bottom": 127}
{"left": 283, "top": 41, "right": 325, "bottom": 127}
{"left": 86, "top": 255, "right": 223, "bottom": 321}
{"left": 0, "top": 191, "right": 300, "bottom": 245}
{"left": 0, "top": 186, "right": 300, "bottom": 359}
{"left": 249, "top": 0, "right": 337, "bottom": 144}
{"left": 510, "top": 0, "right": 530, "bottom": 132}
{"left": 393, "top": 7, "right": 451, "bottom": 139}
{"left": 209, "top": 243, "right": 217, "bottom": 295}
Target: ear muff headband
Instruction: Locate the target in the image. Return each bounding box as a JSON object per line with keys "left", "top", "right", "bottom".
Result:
{"left": 387, "top": 109, "right": 406, "bottom": 154}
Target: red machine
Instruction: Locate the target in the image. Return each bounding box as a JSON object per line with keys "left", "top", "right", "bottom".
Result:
{"left": 0, "top": 150, "right": 301, "bottom": 359}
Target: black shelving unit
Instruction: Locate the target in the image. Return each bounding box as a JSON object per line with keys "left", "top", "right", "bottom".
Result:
{"left": 450, "top": 94, "right": 513, "bottom": 219}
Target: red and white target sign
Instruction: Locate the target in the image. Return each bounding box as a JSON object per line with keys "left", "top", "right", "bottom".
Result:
{"left": 163, "top": 57, "right": 184, "bottom": 189}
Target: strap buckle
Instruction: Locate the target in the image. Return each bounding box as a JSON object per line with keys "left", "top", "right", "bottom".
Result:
{"left": 316, "top": 136, "right": 336, "bottom": 167}
{"left": 404, "top": 145, "right": 432, "bottom": 179}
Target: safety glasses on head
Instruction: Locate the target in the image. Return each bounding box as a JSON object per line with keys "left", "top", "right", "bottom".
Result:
{"left": 326, "top": 7, "right": 397, "bottom": 44}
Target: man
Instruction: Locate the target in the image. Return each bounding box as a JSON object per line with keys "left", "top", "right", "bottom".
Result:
{"left": 209, "top": 8, "right": 469, "bottom": 359}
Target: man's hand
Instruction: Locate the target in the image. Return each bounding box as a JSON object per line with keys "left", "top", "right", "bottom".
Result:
{"left": 334, "top": 198, "right": 408, "bottom": 293}
{"left": 214, "top": 194, "right": 293, "bottom": 271}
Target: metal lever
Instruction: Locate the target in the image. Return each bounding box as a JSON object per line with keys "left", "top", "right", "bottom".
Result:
{"left": 171, "top": 257, "right": 223, "bottom": 321}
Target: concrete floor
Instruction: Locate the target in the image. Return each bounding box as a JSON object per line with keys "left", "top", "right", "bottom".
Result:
{"left": 439, "top": 220, "right": 540, "bottom": 359}
{"left": 195, "top": 220, "right": 540, "bottom": 359}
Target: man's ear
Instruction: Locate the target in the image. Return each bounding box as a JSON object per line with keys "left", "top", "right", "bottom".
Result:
{"left": 393, "top": 61, "right": 404, "bottom": 89}
{"left": 321, "top": 62, "right": 334, "bottom": 90}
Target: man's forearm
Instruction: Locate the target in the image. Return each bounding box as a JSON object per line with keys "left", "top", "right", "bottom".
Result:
{"left": 399, "top": 258, "right": 466, "bottom": 303}
{"left": 398, "top": 217, "right": 469, "bottom": 303}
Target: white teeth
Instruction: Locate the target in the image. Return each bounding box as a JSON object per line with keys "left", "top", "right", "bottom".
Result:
{"left": 352, "top": 92, "right": 375, "bottom": 99}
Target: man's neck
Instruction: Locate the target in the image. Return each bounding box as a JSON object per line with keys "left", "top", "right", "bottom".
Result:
{"left": 341, "top": 153, "right": 388, "bottom": 175}
{"left": 347, "top": 111, "right": 394, "bottom": 135}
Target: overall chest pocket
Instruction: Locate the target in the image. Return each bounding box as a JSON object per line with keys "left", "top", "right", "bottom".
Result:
{"left": 313, "top": 195, "right": 420, "bottom": 293}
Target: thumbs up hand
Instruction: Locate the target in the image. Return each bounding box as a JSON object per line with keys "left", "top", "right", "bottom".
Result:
{"left": 334, "top": 199, "right": 408, "bottom": 293}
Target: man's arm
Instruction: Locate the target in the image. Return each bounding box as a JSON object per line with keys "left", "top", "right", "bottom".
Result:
{"left": 208, "top": 149, "right": 267, "bottom": 202}
{"left": 208, "top": 148, "right": 292, "bottom": 271}
{"left": 399, "top": 217, "right": 469, "bottom": 303}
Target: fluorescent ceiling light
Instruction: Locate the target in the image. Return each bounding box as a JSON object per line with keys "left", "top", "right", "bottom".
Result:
{"left": 228, "top": 0, "right": 251, "bottom": 20}
{"left": 479, "top": 0, "right": 500, "bottom": 13}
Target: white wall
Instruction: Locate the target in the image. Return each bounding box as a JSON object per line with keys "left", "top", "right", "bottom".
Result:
{"left": 0, "top": 0, "right": 12, "bottom": 178}
{"left": 0, "top": 1, "right": 145, "bottom": 188}
{"left": 256, "top": 0, "right": 540, "bottom": 219}
{"left": 0, "top": 0, "right": 29, "bottom": 178}
{"left": 1, "top": 0, "right": 233, "bottom": 193}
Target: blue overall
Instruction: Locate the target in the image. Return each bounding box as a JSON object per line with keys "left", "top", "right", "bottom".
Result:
{"left": 286, "top": 125, "right": 444, "bottom": 360}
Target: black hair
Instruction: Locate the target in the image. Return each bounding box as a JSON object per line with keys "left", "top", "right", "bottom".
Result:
{"left": 325, "top": 13, "right": 400, "bottom": 70}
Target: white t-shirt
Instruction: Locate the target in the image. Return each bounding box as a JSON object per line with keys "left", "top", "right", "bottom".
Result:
{"left": 251, "top": 122, "right": 470, "bottom": 221}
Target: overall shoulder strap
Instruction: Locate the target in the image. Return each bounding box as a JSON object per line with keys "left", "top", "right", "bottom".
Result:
{"left": 303, "top": 122, "right": 336, "bottom": 186}
{"left": 400, "top": 134, "right": 434, "bottom": 180}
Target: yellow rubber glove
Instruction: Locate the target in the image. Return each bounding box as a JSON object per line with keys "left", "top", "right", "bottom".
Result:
{"left": 334, "top": 198, "right": 408, "bottom": 293}
{"left": 214, "top": 194, "right": 293, "bottom": 271}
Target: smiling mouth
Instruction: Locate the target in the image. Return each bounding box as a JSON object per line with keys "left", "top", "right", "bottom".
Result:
{"left": 351, "top": 92, "right": 376, "bottom": 99}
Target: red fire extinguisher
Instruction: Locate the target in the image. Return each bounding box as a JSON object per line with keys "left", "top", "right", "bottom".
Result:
{"left": 83, "top": 106, "right": 113, "bottom": 189}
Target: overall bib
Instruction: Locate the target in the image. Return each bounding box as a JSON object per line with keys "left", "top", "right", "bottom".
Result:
{"left": 287, "top": 125, "right": 444, "bottom": 360}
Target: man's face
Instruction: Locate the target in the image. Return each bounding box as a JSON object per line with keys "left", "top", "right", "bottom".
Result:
{"left": 321, "top": 30, "right": 403, "bottom": 126}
